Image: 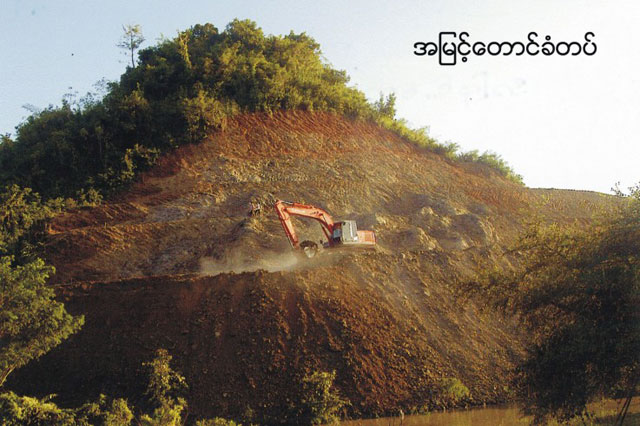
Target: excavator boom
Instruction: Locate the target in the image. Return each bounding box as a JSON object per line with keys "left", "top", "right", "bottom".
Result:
{"left": 274, "top": 201, "right": 334, "bottom": 248}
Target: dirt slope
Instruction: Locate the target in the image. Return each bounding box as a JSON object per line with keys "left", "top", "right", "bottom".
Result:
{"left": 9, "top": 111, "right": 615, "bottom": 422}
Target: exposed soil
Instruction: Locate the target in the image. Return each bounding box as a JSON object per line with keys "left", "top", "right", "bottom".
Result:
{"left": 8, "top": 111, "right": 616, "bottom": 423}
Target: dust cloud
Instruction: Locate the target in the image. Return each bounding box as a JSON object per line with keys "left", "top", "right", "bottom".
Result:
{"left": 198, "top": 251, "right": 300, "bottom": 275}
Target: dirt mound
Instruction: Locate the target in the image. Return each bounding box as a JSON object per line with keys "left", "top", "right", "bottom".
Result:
{"left": 14, "top": 264, "right": 518, "bottom": 421}
{"left": 9, "top": 111, "right": 617, "bottom": 422}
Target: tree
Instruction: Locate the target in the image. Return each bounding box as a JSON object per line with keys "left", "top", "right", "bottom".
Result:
{"left": 0, "top": 257, "right": 84, "bottom": 387}
{"left": 118, "top": 24, "right": 145, "bottom": 68}
{"left": 0, "top": 391, "right": 134, "bottom": 426}
{"left": 0, "top": 185, "right": 62, "bottom": 260}
{"left": 460, "top": 189, "right": 640, "bottom": 423}
{"left": 139, "top": 348, "right": 188, "bottom": 426}
{"left": 373, "top": 92, "right": 397, "bottom": 119}
{"left": 297, "top": 371, "right": 348, "bottom": 425}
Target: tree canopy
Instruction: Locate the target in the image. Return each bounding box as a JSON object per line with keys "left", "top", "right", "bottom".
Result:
{"left": 0, "top": 20, "right": 521, "bottom": 201}
{"left": 0, "top": 257, "right": 84, "bottom": 387}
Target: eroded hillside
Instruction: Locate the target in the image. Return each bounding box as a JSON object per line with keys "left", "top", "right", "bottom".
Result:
{"left": 9, "top": 111, "right": 613, "bottom": 422}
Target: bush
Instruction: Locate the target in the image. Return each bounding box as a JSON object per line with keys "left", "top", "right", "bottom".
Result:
{"left": 195, "top": 419, "right": 243, "bottom": 426}
{"left": 0, "top": 392, "right": 78, "bottom": 426}
{"left": 297, "top": 370, "right": 349, "bottom": 425}
{"left": 458, "top": 150, "right": 523, "bottom": 184}
{"left": 0, "top": 390, "right": 135, "bottom": 425}
{"left": 181, "top": 88, "right": 228, "bottom": 142}
{"left": 0, "top": 185, "right": 64, "bottom": 259}
{"left": 94, "top": 144, "right": 159, "bottom": 194}
{"left": 0, "top": 349, "right": 224, "bottom": 426}
{"left": 434, "top": 377, "right": 471, "bottom": 409}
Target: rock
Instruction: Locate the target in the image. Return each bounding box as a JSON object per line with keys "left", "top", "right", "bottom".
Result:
{"left": 439, "top": 234, "right": 470, "bottom": 251}
{"left": 451, "top": 213, "right": 496, "bottom": 244}
{"left": 399, "top": 227, "right": 439, "bottom": 250}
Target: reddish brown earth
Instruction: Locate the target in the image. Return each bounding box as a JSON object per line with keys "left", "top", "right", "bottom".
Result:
{"left": 8, "top": 111, "right": 615, "bottom": 423}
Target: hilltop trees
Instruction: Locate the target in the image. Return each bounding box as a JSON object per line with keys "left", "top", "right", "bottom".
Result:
{"left": 0, "top": 20, "right": 375, "bottom": 199}
{"left": 461, "top": 187, "right": 640, "bottom": 423}
{"left": 0, "top": 19, "right": 522, "bottom": 202}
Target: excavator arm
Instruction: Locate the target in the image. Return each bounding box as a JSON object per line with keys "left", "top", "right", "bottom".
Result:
{"left": 274, "top": 200, "right": 335, "bottom": 249}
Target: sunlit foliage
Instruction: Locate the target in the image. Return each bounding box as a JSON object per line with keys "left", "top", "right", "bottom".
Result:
{"left": 460, "top": 187, "right": 640, "bottom": 423}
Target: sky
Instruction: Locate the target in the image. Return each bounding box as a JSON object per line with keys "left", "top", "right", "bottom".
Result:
{"left": 1, "top": 0, "right": 638, "bottom": 193}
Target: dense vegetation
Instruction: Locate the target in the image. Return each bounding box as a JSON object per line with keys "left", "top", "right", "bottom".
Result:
{"left": 1, "top": 349, "right": 231, "bottom": 425}
{"left": 0, "top": 19, "right": 521, "bottom": 201}
{"left": 0, "top": 185, "right": 86, "bottom": 391}
{"left": 0, "top": 347, "right": 345, "bottom": 425}
{"left": 460, "top": 185, "right": 640, "bottom": 423}
{"left": 0, "top": 256, "right": 84, "bottom": 389}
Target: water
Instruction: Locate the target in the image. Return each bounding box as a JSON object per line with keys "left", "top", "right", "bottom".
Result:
{"left": 340, "top": 405, "right": 529, "bottom": 426}
{"left": 340, "top": 399, "right": 639, "bottom": 426}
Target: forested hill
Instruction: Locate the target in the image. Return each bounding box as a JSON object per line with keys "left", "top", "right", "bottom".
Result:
{"left": 0, "top": 20, "right": 520, "bottom": 203}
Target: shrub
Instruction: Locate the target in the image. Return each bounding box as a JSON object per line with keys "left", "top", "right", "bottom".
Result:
{"left": 143, "top": 348, "right": 188, "bottom": 406}
{"left": 458, "top": 150, "right": 523, "bottom": 184}
{"left": 434, "top": 377, "right": 471, "bottom": 409}
{"left": 297, "top": 370, "right": 349, "bottom": 425}
{"left": 0, "top": 185, "right": 64, "bottom": 259}
{"left": 0, "top": 392, "right": 78, "bottom": 426}
{"left": 195, "top": 419, "right": 243, "bottom": 426}
{"left": 181, "top": 88, "right": 228, "bottom": 142}
{"left": 94, "top": 144, "right": 160, "bottom": 193}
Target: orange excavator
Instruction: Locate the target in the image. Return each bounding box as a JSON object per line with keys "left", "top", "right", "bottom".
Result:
{"left": 274, "top": 200, "right": 376, "bottom": 258}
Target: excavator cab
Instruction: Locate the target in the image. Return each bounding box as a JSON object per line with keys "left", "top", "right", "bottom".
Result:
{"left": 331, "top": 221, "right": 359, "bottom": 244}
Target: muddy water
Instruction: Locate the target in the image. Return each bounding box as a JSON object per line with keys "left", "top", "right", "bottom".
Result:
{"left": 341, "top": 399, "right": 639, "bottom": 426}
{"left": 340, "top": 405, "right": 529, "bottom": 426}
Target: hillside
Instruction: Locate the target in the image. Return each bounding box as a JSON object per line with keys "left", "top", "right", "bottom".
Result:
{"left": 8, "top": 111, "right": 614, "bottom": 422}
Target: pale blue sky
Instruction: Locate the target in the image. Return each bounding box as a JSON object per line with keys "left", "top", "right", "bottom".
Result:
{"left": 1, "top": 0, "right": 638, "bottom": 193}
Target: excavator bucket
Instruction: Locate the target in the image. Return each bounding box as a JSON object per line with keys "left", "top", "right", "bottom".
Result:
{"left": 300, "top": 240, "right": 319, "bottom": 258}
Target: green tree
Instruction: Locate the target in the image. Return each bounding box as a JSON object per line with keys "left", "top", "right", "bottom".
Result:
{"left": 0, "top": 392, "right": 78, "bottom": 425}
{"left": 0, "top": 185, "right": 62, "bottom": 260}
{"left": 297, "top": 370, "right": 348, "bottom": 425}
{"left": 373, "top": 92, "right": 397, "bottom": 119}
{"left": 139, "top": 348, "right": 188, "bottom": 426}
{"left": 434, "top": 377, "right": 471, "bottom": 410}
{"left": 118, "top": 24, "right": 145, "bottom": 68}
{"left": 0, "top": 257, "right": 84, "bottom": 387}
{"left": 0, "top": 392, "right": 134, "bottom": 426}
{"left": 460, "top": 188, "right": 640, "bottom": 423}
{"left": 181, "top": 87, "right": 228, "bottom": 142}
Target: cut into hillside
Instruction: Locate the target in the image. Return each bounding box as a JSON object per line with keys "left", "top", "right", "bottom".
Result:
{"left": 7, "top": 111, "right": 616, "bottom": 423}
